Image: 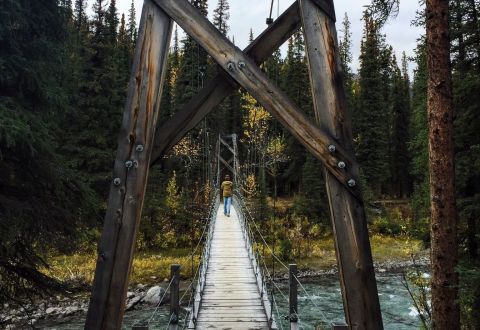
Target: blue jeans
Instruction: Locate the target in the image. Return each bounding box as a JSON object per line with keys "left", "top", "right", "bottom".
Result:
{"left": 224, "top": 196, "right": 232, "bottom": 215}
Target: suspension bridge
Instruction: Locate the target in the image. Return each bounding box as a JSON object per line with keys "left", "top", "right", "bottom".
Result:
{"left": 85, "top": 0, "right": 385, "bottom": 328}
{"left": 126, "top": 134, "right": 348, "bottom": 329}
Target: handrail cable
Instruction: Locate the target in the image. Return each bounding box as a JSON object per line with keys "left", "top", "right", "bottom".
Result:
{"left": 147, "top": 276, "right": 175, "bottom": 325}
{"left": 236, "top": 191, "right": 335, "bottom": 326}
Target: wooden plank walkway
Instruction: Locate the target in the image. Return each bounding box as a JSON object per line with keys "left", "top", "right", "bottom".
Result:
{"left": 195, "top": 205, "right": 269, "bottom": 329}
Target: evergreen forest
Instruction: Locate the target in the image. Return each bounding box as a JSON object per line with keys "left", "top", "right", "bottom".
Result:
{"left": 0, "top": 0, "right": 479, "bottom": 328}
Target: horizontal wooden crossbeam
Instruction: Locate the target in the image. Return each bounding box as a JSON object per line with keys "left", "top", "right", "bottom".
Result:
{"left": 152, "top": 0, "right": 361, "bottom": 198}
{"left": 150, "top": 1, "right": 301, "bottom": 164}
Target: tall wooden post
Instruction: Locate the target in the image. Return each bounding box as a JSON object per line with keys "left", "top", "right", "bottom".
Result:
{"left": 85, "top": 1, "right": 173, "bottom": 328}
{"left": 299, "top": 0, "right": 383, "bottom": 329}
{"left": 289, "top": 264, "right": 298, "bottom": 330}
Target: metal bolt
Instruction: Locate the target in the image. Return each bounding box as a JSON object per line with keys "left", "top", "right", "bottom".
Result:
{"left": 113, "top": 178, "right": 121, "bottom": 186}
{"left": 227, "top": 62, "right": 235, "bottom": 71}
{"left": 348, "top": 179, "right": 356, "bottom": 187}
{"left": 125, "top": 160, "right": 133, "bottom": 168}
{"left": 328, "top": 145, "right": 336, "bottom": 152}
{"left": 136, "top": 144, "right": 144, "bottom": 152}
{"left": 338, "top": 161, "right": 346, "bottom": 169}
{"left": 238, "top": 61, "right": 246, "bottom": 69}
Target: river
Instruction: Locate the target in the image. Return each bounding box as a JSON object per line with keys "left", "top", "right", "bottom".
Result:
{"left": 37, "top": 273, "right": 421, "bottom": 329}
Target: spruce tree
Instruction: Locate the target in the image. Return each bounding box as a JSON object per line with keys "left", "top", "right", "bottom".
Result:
{"left": 213, "top": 0, "right": 230, "bottom": 35}
{"left": 390, "top": 55, "right": 411, "bottom": 197}
{"left": 127, "top": 0, "right": 137, "bottom": 46}
{"left": 339, "top": 13, "right": 355, "bottom": 122}
{"left": 355, "top": 12, "right": 390, "bottom": 196}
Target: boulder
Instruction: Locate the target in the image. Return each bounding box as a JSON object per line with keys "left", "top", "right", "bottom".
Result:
{"left": 142, "top": 286, "right": 166, "bottom": 305}
{"left": 45, "top": 307, "right": 58, "bottom": 315}
{"left": 126, "top": 296, "right": 142, "bottom": 311}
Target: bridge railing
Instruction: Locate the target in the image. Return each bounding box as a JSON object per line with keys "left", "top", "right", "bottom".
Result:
{"left": 233, "top": 191, "right": 279, "bottom": 330}
{"left": 186, "top": 189, "right": 220, "bottom": 329}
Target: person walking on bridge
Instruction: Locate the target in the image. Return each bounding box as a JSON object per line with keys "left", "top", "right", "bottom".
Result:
{"left": 221, "top": 174, "right": 233, "bottom": 217}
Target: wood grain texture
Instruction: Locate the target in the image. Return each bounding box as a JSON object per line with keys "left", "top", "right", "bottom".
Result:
{"left": 195, "top": 206, "right": 269, "bottom": 329}
{"left": 85, "top": 1, "right": 173, "bottom": 329}
{"left": 299, "top": 0, "right": 383, "bottom": 329}
{"left": 149, "top": 1, "right": 301, "bottom": 165}
{"left": 152, "top": 0, "right": 360, "bottom": 198}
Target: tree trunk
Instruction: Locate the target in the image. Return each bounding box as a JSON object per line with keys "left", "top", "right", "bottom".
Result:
{"left": 425, "top": 1, "right": 460, "bottom": 329}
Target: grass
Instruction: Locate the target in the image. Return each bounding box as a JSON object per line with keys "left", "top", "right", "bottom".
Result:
{"left": 275, "top": 235, "right": 424, "bottom": 271}
{"left": 41, "top": 248, "right": 200, "bottom": 287}
{"left": 41, "top": 235, "right": 424, "bottom": 290}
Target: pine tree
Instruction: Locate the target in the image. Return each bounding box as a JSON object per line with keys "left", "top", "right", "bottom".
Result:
{"left": 339, "top": 13, "right": 355, "bottom": 121}
{"left": 127, "top": 0, "right": 137, "bottom": 46}
{"left": 426, "top": 1, "right": 459, "bottom": 327}
{"left": 390, "top": 54, "right": 411, "bottom": 197}
{"left": 74, "top": 0, "right": 88, "bottom": 31}
{"left": 355, "top": 12, "right": 390, "bottom": 195}
{"left": 213, "top": 0, "right": 230, "bottom": 35}
{"left": 281, "top": 32, "right": 311, "bottom": 193}
{"left": 105, "top": 0, "right": 119, "bottom": 44}
{"left": 0, "top": 0, "right": 97, "bottom": 302}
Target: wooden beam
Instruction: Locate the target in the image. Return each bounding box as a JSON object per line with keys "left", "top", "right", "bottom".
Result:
{"left": 151, "top": 0, "right": 361, "bottom": 198}
{"left": 299, "top": 0, "right": 383, "bottom": 329}
{"left": 149, "top": 1, "right": 301, "bottom": 165}
{"left": 218, "top": 155, "right": 234, "bottom": 174}
{"left": 219, "top": 136, "right": 235, "bottom": 155}
{"left": 84, "top": 1, "right": 173, "bottom": 329}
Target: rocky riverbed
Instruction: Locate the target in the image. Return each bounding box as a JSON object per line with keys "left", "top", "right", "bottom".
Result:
{"left": 0, "top": 283, "right": 168, "bottom": 329}
{"left": 0, "top": 256, "right": 429, "bottom": 329}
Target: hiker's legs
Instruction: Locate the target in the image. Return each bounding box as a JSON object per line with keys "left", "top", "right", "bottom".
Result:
{"left": 224, "top": 196, "right": 231, "bottom": 216}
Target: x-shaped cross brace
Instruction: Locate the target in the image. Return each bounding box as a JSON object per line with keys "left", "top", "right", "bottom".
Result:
{"left": 149, "top": 0, "right": 361, "bottom": 199}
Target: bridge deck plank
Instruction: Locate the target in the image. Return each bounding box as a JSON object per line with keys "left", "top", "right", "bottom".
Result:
{"left": 195, "top": 206, "right": 269, "bottom": 329}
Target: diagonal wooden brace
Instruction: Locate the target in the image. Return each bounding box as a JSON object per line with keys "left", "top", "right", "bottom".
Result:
{"left": 150, "top": 1, "right": 301, "bottom": 165}
{"left": 152, "top": 0, "right": 361, "bottom": 199}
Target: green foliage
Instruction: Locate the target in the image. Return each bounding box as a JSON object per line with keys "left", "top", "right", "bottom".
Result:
{"left": 355, "top": 13, "right": 391, "bottom": 195}
{"left": 457, "top": 262, "right": 480, "bottom": 329}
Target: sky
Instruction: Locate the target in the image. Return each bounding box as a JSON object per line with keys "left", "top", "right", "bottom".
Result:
{"left": 113, "top": 0, "right": 424, "bottom": 74}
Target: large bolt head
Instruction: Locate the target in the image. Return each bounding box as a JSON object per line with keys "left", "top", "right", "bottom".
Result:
{"left": 125, "top": 160, "right": 133, "bottom": 168}
{"left": 328, "top": 145, "right": 336, "bottom": 152}
{"left": 113, "top": 178, "right": 121, "bottom": 186}
{"left": 348, "top": 179, "right": 356, "bottom": 187}
{"left": 227, "top": 62, "right": 235, "bottom": 71}
{"left": 338, "top": 161, "right": 346, "bottom": 169}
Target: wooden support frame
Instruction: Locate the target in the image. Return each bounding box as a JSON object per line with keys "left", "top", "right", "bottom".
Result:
{"left": 87, "top": 0, "right": 383, "bottom": 328}
{"left": 151, "top": 0, "right": 361, "bottom": 199}
{"left": 299, "top": 0, "right": 383, "bottom": 328}
{"left": 85, "top": 1, "right": 173, "bottom": 328}
{"left": 149, "top": 1, "right": 302, "bottom": 164}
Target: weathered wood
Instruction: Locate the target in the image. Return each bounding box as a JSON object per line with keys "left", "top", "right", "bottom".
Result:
{"left": 195, "top": 206, "right": 270, "bottom": 329}
{"left": 289, "top": 264, "right": 298, "bottom": 326}
{"left": 170, "top": 264, "right": 180, "bottom": 326}
{"left": 149, "top": 1, "right": 301, "bottom": 165}
{"left": 332, "top": 324, "right": 349, "bottom": 330}
{"left": 84, "top": 1, "right": 173, "bottom": 329}
{"left": 151, "top": 0, "right": 360, "bottom": 198}
{"left": 298, "top": 0, "right": 383, "bottom": 329}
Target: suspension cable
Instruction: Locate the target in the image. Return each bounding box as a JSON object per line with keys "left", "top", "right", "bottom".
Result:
{"left": 146, "top": 276, "right": 175, "bottom": 325}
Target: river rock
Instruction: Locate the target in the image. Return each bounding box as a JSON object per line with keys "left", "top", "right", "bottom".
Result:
{"left": 45, "top": 307, "right": 58, "bottom": 315}
{"left": 142, "top": 286, "right": 166, "bottom": 305}
{"left": 126, "top": 296, "right": 142, "bottom": 311}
